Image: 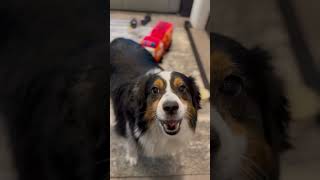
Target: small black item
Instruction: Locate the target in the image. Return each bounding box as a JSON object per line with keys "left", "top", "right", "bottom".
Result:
{"left": 130, "top": 18, "right": 138, "bottom": 28}
{"left": 141, "top": 14, "right": 151, "bottom": 26}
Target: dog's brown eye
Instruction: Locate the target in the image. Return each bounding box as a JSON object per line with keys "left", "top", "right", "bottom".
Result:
{"left": 151, "top": 87, "right": 159, "bottom": 94}
{"left": 179, "top": 85, "right": 186, "bottom": 93}
{"left": 220, "top": 75, "right": 243, "bottom": 96}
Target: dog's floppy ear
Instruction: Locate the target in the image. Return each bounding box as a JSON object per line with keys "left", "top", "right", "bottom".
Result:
{"left": 131, "top": 75, "right": 150, "bottom": 114}
{"left": 188, "top": 76, "right": 201, "bottom": 110}
{"left": 247, "top": 47, "right": 291, "bottom": 153}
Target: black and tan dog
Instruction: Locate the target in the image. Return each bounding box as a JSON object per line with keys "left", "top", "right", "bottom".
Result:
{"left": 211, "top": 33, "right": 291, "bottom": 180}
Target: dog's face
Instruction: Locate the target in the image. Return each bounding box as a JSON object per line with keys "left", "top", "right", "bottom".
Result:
{"left": 211, "top": 33, "right": 290, "bottom": 180}
{"left": 134, "top": 71, "right": 201, "bottom": 137}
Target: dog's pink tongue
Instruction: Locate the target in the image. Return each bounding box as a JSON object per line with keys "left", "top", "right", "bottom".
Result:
{"left": 167, "top": 120, "right": 177, "bottom": 129}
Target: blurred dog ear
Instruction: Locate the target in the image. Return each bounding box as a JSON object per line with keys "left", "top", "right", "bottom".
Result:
{"left": 131, "top": 75, "right": 150, "bottom": 113}
{"left": 188, "top": 76, "right": 201, "bottom": 110}
{"left": 247, "top": 47, "right": 291, "bottom": 153}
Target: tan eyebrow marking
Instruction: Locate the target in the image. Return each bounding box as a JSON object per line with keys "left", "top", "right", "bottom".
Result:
{"left": 153, "top": 79, "right": 165, "bottom": 90}
{"left": 212, "top": 50, "right": 235, "bottom": 81}
{"left": 173, "top": 77, "right": 184, "bottom": 88}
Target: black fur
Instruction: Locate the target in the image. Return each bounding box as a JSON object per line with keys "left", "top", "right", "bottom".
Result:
{"left": 187, "top": 76, "right": 201, "bottom": 110}
{"left": 0, "top": 0, "right": 107, "bottom": 180}
{"left": 110, "top": 38, "right": 163, "bottom": 138}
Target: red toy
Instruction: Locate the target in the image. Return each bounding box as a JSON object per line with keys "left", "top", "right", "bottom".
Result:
{"left": 141, "top": 21, "right": 173, "bottom": 62}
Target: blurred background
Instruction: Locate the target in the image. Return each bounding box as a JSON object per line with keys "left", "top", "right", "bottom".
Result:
{"left": 212, "top": 0, "right": 320, "bottom": 179}
{"left": 110, "top": 0, "right": 210, "bottom": 179}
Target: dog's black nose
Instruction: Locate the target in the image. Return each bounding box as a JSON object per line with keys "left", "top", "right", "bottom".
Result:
{"left": 163, "top": 101, "right": 179, "bottom": 114}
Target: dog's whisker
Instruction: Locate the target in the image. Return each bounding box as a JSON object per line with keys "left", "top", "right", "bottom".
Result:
{"left": 240, "top": 166, "right": 256, "bottom": 180}
{"left": 241, "top": 155, "right": 268, "bottom": 179}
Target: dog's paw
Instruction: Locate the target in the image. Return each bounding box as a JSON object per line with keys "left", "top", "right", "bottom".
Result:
{"left": 126, "top": 153, "right": 138, "bottom": 166}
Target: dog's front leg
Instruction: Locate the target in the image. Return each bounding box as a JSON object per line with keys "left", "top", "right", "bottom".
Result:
{"left": 125, "top": 139, "right": 138, "bottom": 166}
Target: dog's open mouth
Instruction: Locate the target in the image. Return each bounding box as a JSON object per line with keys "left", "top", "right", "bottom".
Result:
{"left": 160, "top": 119, "right": 182, "bottom": 135}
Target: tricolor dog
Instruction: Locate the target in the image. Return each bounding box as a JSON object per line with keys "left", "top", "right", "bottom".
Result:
{"left": 110, "top": 38, "right": 201, "bottom": 165}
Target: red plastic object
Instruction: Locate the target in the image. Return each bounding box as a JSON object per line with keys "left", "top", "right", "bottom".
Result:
{"left": 141, "top": 21, "right": 173, "bottom": 62}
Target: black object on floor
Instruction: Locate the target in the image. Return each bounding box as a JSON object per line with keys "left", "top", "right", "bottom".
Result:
{"left": 130, "top": 18, "right": 138, "bottom": 28}
{"left": 141, "top": 14, "right": 151, "bottom": 26}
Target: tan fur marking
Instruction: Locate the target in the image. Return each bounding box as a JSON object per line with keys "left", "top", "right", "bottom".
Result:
{"left": 153, "top": 79, "right": 165, "bottom": 90}
{"left": 144, "top": 99, "right": 160, "bottom": 123}
{"left": 211, "top": 50, "right": 235, "bottom": 81}
{"left": 181, "top": 99, "right": 197, "bottom": 131}
{"left": 173, "top": 77, "right": 184, "bottom": 88}
{"left": 245, "top": 132, "right": 275, "bottom": 176}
